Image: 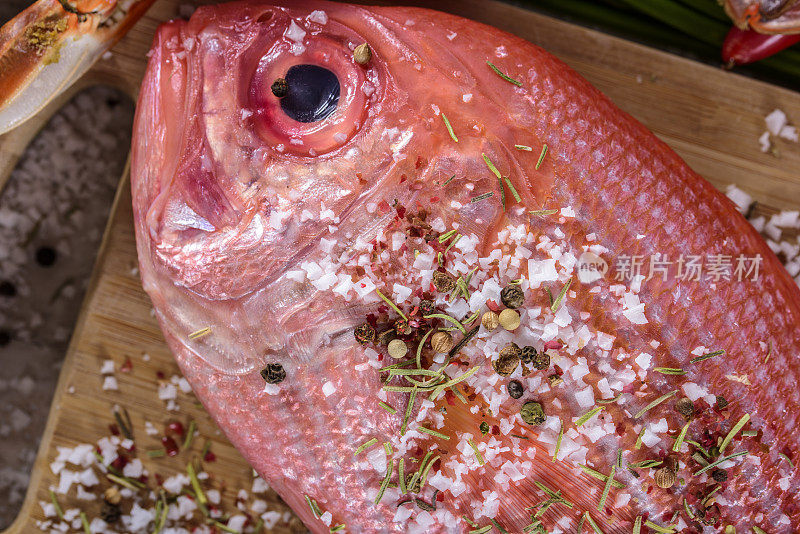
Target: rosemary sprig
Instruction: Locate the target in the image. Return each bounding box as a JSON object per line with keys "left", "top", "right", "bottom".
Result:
{"left": 550, "top": 278, "right": 572, "bottom": 312}
{"left": 633, "top": 516, "right": 642, "bottom": 534}
{"left": 375, "top": 289, "right": 407, "bottom": 321}
{"left": 398, "top": 458, "right": 407, "bottom": 494}
{"left": 598, "top": 394, "right": 622, "bottom": 404}
{"left": 654, "top": 367, "right": 687, "bottom": 375}
{"left": 424, "top": 313, "right": 466, "bottom": 333}
{"left": 683, "top": 498, "right": 695, "bottom": 519}
{"left": 468, "top": 438, "right": 485, "bottom": 465}
{"left": 147, "top": 449, "right": 166, "bottom": 458}
{"left": 634, "top": 389, "right": 678, "bottom": 419}
{"left": 80, "top": 512, "right": 91, "bottom": 534}
{"left": 779, "top": 452, "right": 795, "bottom": 469}
{"left": 644, "top": 520, "right": 676, "bottom": 533}
{"left": 629, "top": 459, "right": 662, "bottom": 469}
{"left": 575, "top": 406, "right": 603, "bottom": 427}
{"left": 491, "top": 519, "right": 510, "bottom": 533}
{"left": 635, "top": 427, "right": 646, "bottom": 450}
{"left": 471, "top": 192, "right": 493, "bottom": 203}
{"left": 187, "top": 462, "right": 207, "bottom": 504}
{"left": 305, "top": 495, "right": 322, "bottom": 518}
{"left": 553, "top": 419, "right": 563, "bottom": 461}
{"left": 673, "top": 422, "right": 691, "bottom": 452}
{"left": 515, "top": 144, "right": 532, "bottom": 151}
{"left": 690, "top": 349, "right": 725, "bottom": 363}
{"left": 188, "top": 327, "right": 211, "bottom": 340}
{"left": 330, "top": 524, "right": 346, "bottom": 532}
{"left": 355, "top": 438, "right": 378, "bottom": 456}
{"left": 49, "top": 490, "right": 64, "bottom": 520}
{"left": 530, "top": 208, "right": 558, "bottom": 216}
{"left": 375, "top": 458, "right": 394, "bottom": 505}
{"left": 583, "top": 512, "right": 603, "bottom": 533}
{"left": 441, "top": 113, "right": 458, "bottom": 142}
{"left": 418, "top": 426, "right": 450, "bottom": 440}
{"left": 693, "top": 451, "right": 748, "bottom": 476}
{"left": 504, "top": 177, "right": 522, "bottom": 202}
{"left": 378, "top": 401, "right": 396, "bottom": 414}
{"left": 486, "top": 60, "right": 522, "bottom": 86}
{"left": 597, "top": 465, "right": 615, "bottom": 511}
{"left": 401, "top": 388, "right": 418, "bottom": 435}
{"left": 718, "top": 413, "right": 750, "bottom": 455}
{"left": 482, "top": 153, "right": 506, "bottom": 210}
{"left": 536, "top": 144, "right": 548, "bottom": 170}
{"left": 580, "top": 465, "right": 625, "bottom": 489}
{"left": 183, "top": 420, "right": 196, "bottom": 450}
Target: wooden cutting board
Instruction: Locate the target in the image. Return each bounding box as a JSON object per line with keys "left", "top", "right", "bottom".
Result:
{"left": 2, "top": 1, "right": 799, "bottom": 532}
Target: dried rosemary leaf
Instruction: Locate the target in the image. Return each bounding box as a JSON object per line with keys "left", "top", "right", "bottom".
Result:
{"left": 719, "top": 413, "right": 750, "bottom": 455}
{"left": 441, "top": 113, "right": 458, "bottom": 142}
{"left": 634, "top": 390, "right": 678, "bottom": 419}
{"left": 486, "top": 60, "right": 522, "bottom": 86}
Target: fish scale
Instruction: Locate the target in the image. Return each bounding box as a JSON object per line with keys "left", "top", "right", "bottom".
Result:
{"left": 133, "top": 0, "right": 800, "bottom": 532}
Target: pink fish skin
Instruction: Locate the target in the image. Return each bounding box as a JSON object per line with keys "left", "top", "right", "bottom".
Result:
{"left": 132, "top": 1, "right": 800, "bottom": 532}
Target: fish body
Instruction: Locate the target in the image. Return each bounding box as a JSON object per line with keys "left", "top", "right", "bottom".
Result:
{"left": 132, "top": 1, "right": 800, "bottom": 532}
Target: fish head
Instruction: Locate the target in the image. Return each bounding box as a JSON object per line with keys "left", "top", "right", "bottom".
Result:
{"left": 133, "top": 0, "right": 546, "bottom": 373}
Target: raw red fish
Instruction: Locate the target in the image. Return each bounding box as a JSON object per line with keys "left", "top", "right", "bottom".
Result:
{"left": 131, "top": 1, "right": 800, "bottom": 532}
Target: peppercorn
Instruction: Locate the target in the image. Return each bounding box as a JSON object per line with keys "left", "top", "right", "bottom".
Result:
{"left": 271, "top": 77, "right": 288, "bottom": 97}
{"left": 548, "top": 374, "right": 563, "bottom": 387}
{"left": 520, "top": 401, "right": 545, "bottom": 425}
{"left": 388, "top": 339, "right": 408, "bottom": 359}
{"left": 711, "top": 468, "right": 728, "bottom": 483}
{"left": 354, "top": 323, "right": 375, "bottom": 345}
{"left": 493, "top": 344, "right": 521, "bottom": 376}
{"left": 654, "top": 466, "right": 676, "bottom": 489}
{"left": 353, "top": 42, "right": 372, "bottom": 65}
{"left": 0, "top": 281, "right": 16, "bottom": 297}
{"left": 35, "top": 246, "right": 57, "bottom": 267}
{"left": 394, "top": 318, "right": 411, "bottom": 336}
{"left": 100, "top": 502, "right": 121, "bottom": 523}
{"left": 479, "top": 421, "right": 489, "bottom": 435}
{"left": 419, "top": 299, "right": 436, "bottom": 316}
{"left": 481, "top": 311, "right": 499, "bottom": 330}
{"left": 432, "top": 271, "right": 455, "bottom": 293}
{"left": 521, "top": 346, "right": 549, "bottom": 370}
{"left": 103, "top": 486, "right": 121, "bottom": 505}
{"left": 716, "top": 395, "right": 729, "bottom": 410}
{"left": 675, "top": 397, "right": 695, "bottom": 421}
{"left": 260, "top": 363, "right": 286, "bottom": 384}
{"left": 500, "top": 284, "right": 525, "bottom": 309}
{"left": 498, "top": 308, "right": 520, "bottom": 330}
{"left": 507, "top": 380, "right": 524, "bottom": 399}
{"left": 431, "top": 331, "right": 453, "bottom": 353}
{"left": 377, "top": 328, "right": 395, "bottom": 346}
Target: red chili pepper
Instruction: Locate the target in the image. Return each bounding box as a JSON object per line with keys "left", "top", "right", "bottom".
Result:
{"left": 722, "top": 26, "right": 800, "bottom": 66}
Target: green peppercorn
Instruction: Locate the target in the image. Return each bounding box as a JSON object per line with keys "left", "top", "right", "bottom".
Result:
{"left": 354, "top": 323, "right": 376, "bottom": 345}
{"left": 675, "top": 397, "right": 695, "bottom": 421}
{"left": 260, "top": 363, "right": 286, "bottom": 384}
{"left": 716, "top": 396, "right": 729, "bottom": 410}
{"left": 479, "top": 421, "right": 490, "bottom": 435}
{"left": 507, "top": 380, "right": 524, "bottom": 399}
{"left": 500, "top": 284, "right": 525, "bottom": 309}
{"left": 520, "top": 401, "right": 546, "bottom": 425}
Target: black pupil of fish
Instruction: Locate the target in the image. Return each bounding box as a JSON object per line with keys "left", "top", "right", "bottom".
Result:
{"left": 279, "top": 64, "right": 340, "bottom": 123}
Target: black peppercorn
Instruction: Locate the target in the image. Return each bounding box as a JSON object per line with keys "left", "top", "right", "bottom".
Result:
{"left": 493, "top": 344, "right": 521, "bottom": 376}
{"left": 394, "top": 318, "right": 411, "bottom": 336}
{"left": 711, "top": 468, "right": 728, "bottom": 483}
{"left": 432, "top": 271, "right": 455, "bottom": 293}
{"left": 260, "top": 363, "right": 286, "bottom": 384}
{"left": 521, "top": 346, "right": 549, "bottom": 370}
{"left": 419, "top": 299, "right": 436, "bottom": 317}
{"left": 479, "top": 421, "right": 489, "bottom": 435}
{"left": 675, "top": 397, "right": 695, "bottom": 421}
{"left": 354, "top": 323, "right": 375, "bottom": 345}
{"left": 271, "top": 77, "right": 288, "bottom": 98}
{"left": 715, "top": 396, "right": 728, "bottom": 409}
{"left": 35, "top": 246, "right": 57, "bottom": 267}
{"left": 507, "top": 380, "right": 524, "bottom": 399}
{"left": 0, "top": 281, "right": 16, "bottom": 297}
{"left": 100, "top": 502, "right": 121, "bottom": 523}
{"left": 500, "top": 285, "right": 524, "bottom": 309}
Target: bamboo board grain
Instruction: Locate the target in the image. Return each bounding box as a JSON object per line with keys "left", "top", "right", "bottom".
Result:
{"left": 2, "top": 0, "right": 799, "bottom": 532}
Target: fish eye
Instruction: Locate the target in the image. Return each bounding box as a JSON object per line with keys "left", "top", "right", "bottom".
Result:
{"left": 275, "top": 65, "right": 340, "bottom": 123}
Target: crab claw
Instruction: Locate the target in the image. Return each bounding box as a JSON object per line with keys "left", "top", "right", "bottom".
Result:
{"left": 724, "top": 0, "right": 800, "bottom": 34}
{"left": 0, "top": 0, "right": 156, "bottom": 135}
